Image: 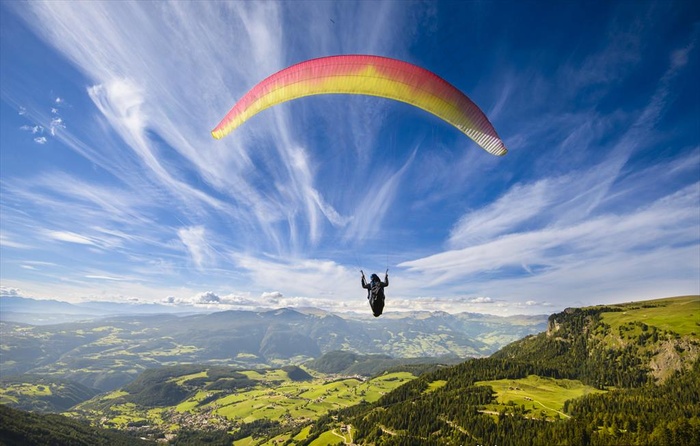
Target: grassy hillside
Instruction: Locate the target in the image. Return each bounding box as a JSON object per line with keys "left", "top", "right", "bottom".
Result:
{"left": 474, "top": 375, "right": 604, "bottom": 420}
{"left": 599, "top": 295, "right": 698, "bottom": 336}
{"left": 292, "top": 296, "right": 700, "bottom": 445}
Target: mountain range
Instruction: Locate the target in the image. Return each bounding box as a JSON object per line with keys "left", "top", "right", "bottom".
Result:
{"left": 0, "top": 296, "right": 546, "bottom": 391}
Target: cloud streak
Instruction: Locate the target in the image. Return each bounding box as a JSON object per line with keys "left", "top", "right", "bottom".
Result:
{"left": 397, "top": 33, "right": 700, "bottom": 307}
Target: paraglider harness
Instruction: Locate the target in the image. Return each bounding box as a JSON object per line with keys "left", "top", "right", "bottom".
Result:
{"left": 362, "top": 270, "right": 388, "bottom": 317}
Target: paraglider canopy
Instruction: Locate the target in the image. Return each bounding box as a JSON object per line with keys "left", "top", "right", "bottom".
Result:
{"left": 212, "top": 55, "right": 507, "bottom": 156}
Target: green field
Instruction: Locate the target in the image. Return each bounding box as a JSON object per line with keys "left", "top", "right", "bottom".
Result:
{"left": 424, "top": 379, "right": 447, "bottom": 393}
{"left": 214, "top": 372, "right": 414, "bottom": 423}
{"left": 600, "top": 295, "right": 700, "bottom": 337}
{"left": 69, "top": 367, "right": 415, "bottom": 443}
{"left": 0, "top": 383, "right": 51, "bottom": 405}
{"left": 474, "top": 375, "right": 605, "bottom": 421}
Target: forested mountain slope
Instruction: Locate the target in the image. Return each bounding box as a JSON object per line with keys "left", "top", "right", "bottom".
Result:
{"left": 0, "top": 404, "right": 152, "bottom": 446}
{"left": 301, "top": 296, "right": 700, "bottom": 445}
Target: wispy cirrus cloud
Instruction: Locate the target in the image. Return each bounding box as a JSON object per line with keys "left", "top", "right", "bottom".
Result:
{"left": 402, "top": 35, "right": 700, "bottom": 307}
{"left": 10, "top": 1, "right": 419, "bottom": 257}
{"left": 84, "top": 274, "right": 130, "bottom": 282}
{"left": 1, "top": 1, "right": 696, "bottom": 314}
{"left": 401, "top": 179, "right": 699, "bottom": 303}
{"left": 45, "top": 230, "right": 95, "bottom": 245}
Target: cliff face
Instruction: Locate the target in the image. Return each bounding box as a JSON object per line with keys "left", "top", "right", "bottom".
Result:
{"left": 495, "top": 297, "right": 700, "bottom": 387}
{"left": 649, "top": 338, "right": 700, "bottom": 382}
{"left": 546, "top": 307, "right": 579, "bottom": 337}
{"left": 546, "top": 317, "right": 560, "bottom": 336}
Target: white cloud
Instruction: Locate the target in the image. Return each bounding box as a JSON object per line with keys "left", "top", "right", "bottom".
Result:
{"left": 87, "top": 78, "right": 225, "bottom": 214}
{"left": 261, "top": 291, "right": 283, "bottom": 300}
{"left": 235, "top": 254, "right": 358, "bottom": 299}
{"left": 16, "top": 95, "right": 66, "bottom": 143}
{"left": 0, "top": 287, "right": 22, "bottom": 297}
{"left": 49, "top": 116, "right": 65, "bottom": 135}
{"left": 342, "top": 148, "right": 417, "bottom": 243}
{"left": 469, "top": 297, "right": 493, "bottom": 304}
{"left": 20, "top": 125, "right": 43, "bottom": 134}
{"left": 193, "top": 291, "right": 220, "bottom": 304}
{"left": 164, "top": 291, "right": 260, "bottom": 308}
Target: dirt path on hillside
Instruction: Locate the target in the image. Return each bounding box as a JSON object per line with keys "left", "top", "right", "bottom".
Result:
{"left": 440, "top": 417, "right": 481, "bottom": 443}
{"left": 479, "top": 407, "right": 566, "bottom": 422}
{"left": 331, "top": 425, "right": 353, "bottom": 444}
{"left": 533, "top": 399, "right": 571, "bottom": 419}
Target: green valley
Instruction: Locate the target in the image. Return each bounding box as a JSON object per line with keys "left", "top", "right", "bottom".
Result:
{"left": 1, "top": 296, "right": 699, "bottom": 445}
{"left": 65, "top": 364, "right": 418, "bottom": 444}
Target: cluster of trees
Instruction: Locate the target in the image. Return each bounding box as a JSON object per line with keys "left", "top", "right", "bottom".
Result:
{"left": 0, "top": 404, "right": 150, "bottom": 446}
{"left": 127, "top": 381, "right": 189, "bottom": 408}
{"left": 121, "top": 365, "right": 204, "bottom": 408}
{"left": 565, "top": 361, "right": 700, "bottom": 445}
{"left": 333, "top": 357, "right": 700, "bottom": 445}
{"left": 230, "top": 419, "right": 283, "bottom": 442}
{"left": 167, "top": 429, "right": 233, "bottom": 445}
{"left": 306, "top": 350, "right": 463, "bottom": 377}
{"left": 281, "top": 365, "right": 314, "bottom": 381}
{"left": 306, "top": 351, "right": 368, "bottom": 373}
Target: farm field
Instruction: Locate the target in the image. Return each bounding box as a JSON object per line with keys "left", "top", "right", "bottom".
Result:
{"left": 208, "top": 371, "right": 413, "bottom": 423}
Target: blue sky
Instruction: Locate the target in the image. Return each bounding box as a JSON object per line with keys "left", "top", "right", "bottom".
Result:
{"left": 1, "top": 1, "right": 698, "bottom": 315}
